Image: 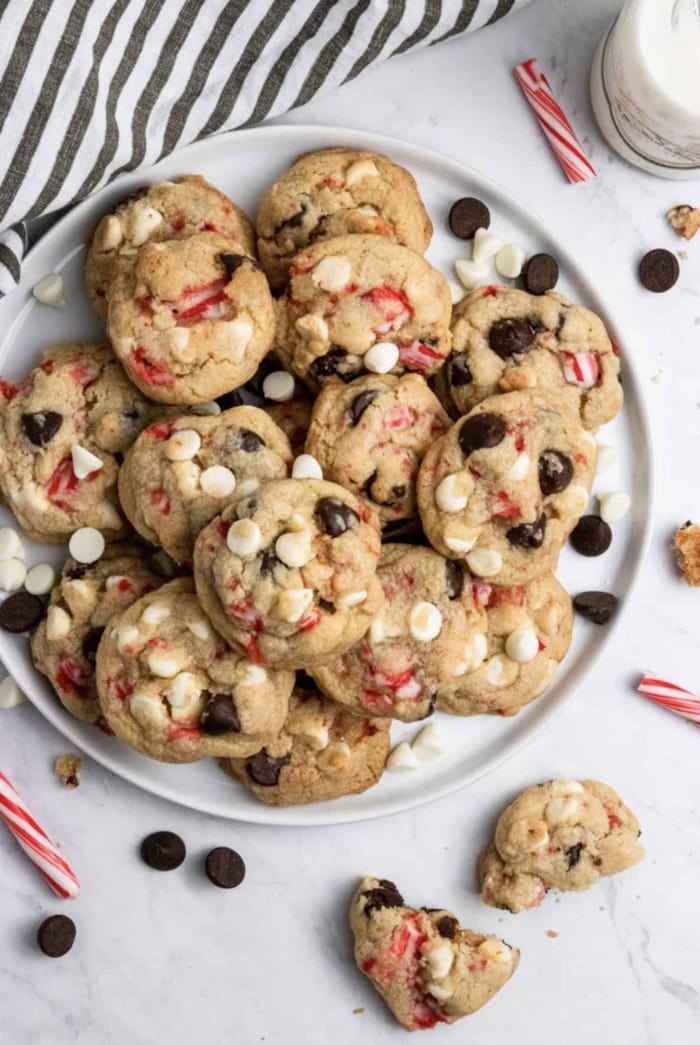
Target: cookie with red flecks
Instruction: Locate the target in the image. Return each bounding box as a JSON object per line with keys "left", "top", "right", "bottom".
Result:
{"left": 220, "top": 672, "right": 390, "bottom": 806}
{"left": 416, "top": 390, "right": 596, "bottom": 585}
{"left": 31, "top": 543, "right": 168, "bottom": 724}
{"left": 193, "top": 477, "right": 384, "bottom": 670}
{"left": 118, "top": 406, "right": 292, "bottom": 565}
{"left": 256, "top": 147, "right": 432, "bottom": 289}
{"left": 95, "top": 578, "right": 294, "bottom": 763}
{"left": 478, "top": 780, "right": 644, "bottom": 913}
{"left": 312, "top": 544, "right": 487, "bottom": 723}
{"left": 304, "top": 373, "right": 449, "bottom": 528}
{"left": 107, "top": 232, "right": 275, "bottom": 404}
{"left": 272, "top": 234, "right": 452, "bottom": 392}
{"left": 0, "top": 343, "right": 170, "bottom": 543}
{"left": 350, "top": 876, "right": 519, "bottom": 1031}
{"left": 85, "top": 175, "right": 255, "bottom": 317}
{"left": 435, "top": 285, "right": 622, "bottom": 429}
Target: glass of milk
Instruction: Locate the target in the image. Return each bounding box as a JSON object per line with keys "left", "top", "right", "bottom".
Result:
{"left": 590, "top": 0, "right": 700, "bottom": 179}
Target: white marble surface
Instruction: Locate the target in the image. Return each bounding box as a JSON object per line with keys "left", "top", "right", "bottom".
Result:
{"left": 1, "top": 1, "right": 699, "bottom": 1041}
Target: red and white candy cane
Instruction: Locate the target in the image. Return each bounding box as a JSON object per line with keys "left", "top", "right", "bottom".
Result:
{"left": 562, "top": 351, "right": 599, "bottom": 389}
{"left": 637, "top": 674, "right": 700, "bottom": 727}
{"left": 0, "top": 771, "right": 79, "bottom": 898}
{"left": 514, "top": 58, "right": 596, "bottom": 184}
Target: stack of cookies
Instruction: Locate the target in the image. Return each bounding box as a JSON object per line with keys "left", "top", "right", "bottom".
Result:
{"left": 0, "top": 148, "right": 622, "bottom": 808}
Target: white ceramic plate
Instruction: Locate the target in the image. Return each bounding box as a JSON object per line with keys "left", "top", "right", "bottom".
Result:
{"left": 0, "top": 125, "right": 653, "bottom": 825}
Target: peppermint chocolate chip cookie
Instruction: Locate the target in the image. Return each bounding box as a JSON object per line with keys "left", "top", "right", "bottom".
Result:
{"left": 350, "top": 876, "right": 519, "bottom": 1031}
{"left": 273, "top": 234, "right": 452, "bottom": 391}
{"left": 107, "top": 232, "right": 275, "bottom": 404}
{"left": 119, "top": 406, "right": 292, "bottom": 565}
{"left": 437, "top": 284, "right": 622, "bottom": 428}
{"left": 312, "top": 544, "right": 487, "bottom": 722}
{"left": 31, "top": 544, "right": 167, "bottom": 723}
{"left": 256, "top": 147, "right": 432, "bottom": 288}
{"left": 220, "top": 672, "right": 390, "bottom": 806}
{"left": 193, "top": 477, "right": 383, "bottom": 669}
{"left": 304, "top": 373, "right": 449, "bottom": 527}
{"left": 417, "top": 390, "right": 596, "bottom": 584}
{"left": 0, "top": 343, "right": 168, "bottom": 543}
{"left": 478, "top": 779, "right": 644, "bottom": 913}
{"left": 96, "top": 578, "right": 294, "bottom": 763}
{"left": 85, "top": 175, "right": 255, "bottom": 317}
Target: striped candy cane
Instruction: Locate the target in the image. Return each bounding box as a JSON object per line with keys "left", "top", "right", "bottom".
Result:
{"left": 637, "top": 674, "right": 700, "bottom": 726}
{"left": 0, "top": 771, "right": 79, "bottom": 898}
{"left": 514, "top": 58, "right": 597, "bottom": 184}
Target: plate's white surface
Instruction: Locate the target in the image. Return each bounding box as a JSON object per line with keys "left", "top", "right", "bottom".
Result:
{"left": 0, "top": 124, "right": 652, "bottom": 825}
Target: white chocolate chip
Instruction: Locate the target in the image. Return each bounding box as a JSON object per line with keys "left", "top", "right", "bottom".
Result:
{"left": 598, "top": 491, "right": 631, "bottom": 523}
{"left": 168, "top": 672, "right": 199, "bottom": 707}
{"left": 32, "top": 273, "right": 65, "bottom": 308}
{"left": 295, "top": 314, "right": 329, "bottom": 342}
{"left": 472, "top": 227, "right": 503, "bottom": 264}
{"left": 262, "top": 370, "right": 295, "bottom": 402}
{"left": 311, "top": 255, "right": 352, "bottom": 292}
{"left": 478, "top": 937, "right": 515, "bottom": 963}
{"left": 70, "top": 443, "right": 103, "bottom": 480}
{"left": 98, "top": 215, "right": 123, "bottom": 251}
{"left": 117, "top": 625, "right": 140, "bottom": 653}
{"left": 147, "top": 652, "right": 180, "bottom": 678}
{"left": 552, "top": 483, "right": 590, "bottom": 516}
{"left": 505, "top": 453, "right": 530, "bottom": 481}
{"left": 368, "top": 617, "right": 385, "bottom": 645}
{"left": 550, "top": 779, "right": 585, "bottom": 797}
{"left": 546, "top": 796, "right": 582, "bottom": 826}
{"left": 95, "top": 501, "right": 122, "bottom": 530}
{"left": 454, "top": 258, "right": 489, "bottom": 290}
{"left": 130, "top": 206, "right": 163, "bottom": 246}
{"left": 24, "top": 563, "right": 56, "bottom": 595}
{"left": 427, "top": 981, "right": 454, "bottom": 1003}
{"left": 191, "top": 400, "right": 222, "bottom": 416}
{"left": 166, "top": 429, "right": 201, "bottom": 461}
{"left": 484, "top": 654, "right": 519, "bottom": 687}
{"left": 238, "top": 662, "right": 267, "bottom": 686}
{"left": 411, "top": 723, "right": 444, "bottom": 761}
{"left": 435, "top": 471, "right": 472, "bottom": 513}
{"left": 386, "top": 741, "right": 420, "bottom": 772}
{"left": 0, "top": 558, "right": 27, "bottom": 591}
{"left": 292, "top": 454, "right": 323, "bottom": 480}
{"left": 275, "top": 529, "right": 313, "bottom": 568}
{"left": 364, "top": 341, "right": 399, "bottom": 374}
{"left": 141, "top": 603, "right": 170, "bottom": 626}
{"left": 467, "top": 549, "right": 502, "bottom": 577}
{"left": 276, "top": 588, "right": 314, "bottom": 623}
{"left": 408, "top": 601, "right": 442, "bottom": 642}
{"left": 130, "top": 691, "right": 168, "bottom": 728}
{"left": 187, "top": 616, "right": 211, "bottom": 641}
{"left": 237, "top": 478, "right": 260, "bottom": 497}
{"left": 345, "top": 158, "right": 379, "bottom": 185}
{"left": 444, "top": 529, "right": 479, "bottom": 554}
{"left": 227, "top": 519, "right": 262, "bottom": 557}
{"left": 504, "top": 628, "right": 539, "bottom": 663}
{"left": 173, "top": 460, "right": 200, "bottom": 496}
{"left": 447, "top": 279, "right": 466, "bottom": 305}
{"left": 422, "top": 940, "right": 454, "bottom": 980}
{"left": 164, "top": 326, "right": 192, "bottom": 362}
{"left": 224, "top": 319, "right": 253, "bottom": 358}
{"left": 68, "top": 528, "right": 105, "bottom": 564}
{"left": 200, "top": 466, "right": 236, "bottom": 499}
{"left": 302, "top": 723, "right": 329, "bottom": 751}
{"left": 287, "top": 512, "right": 308, "bottom": 532}
{"left": 317, "top": 741, "right": 351, "bottom": 774}
{"left": 0, "top": 528, "right": 25, "bottom": 562}
{"left": 495, "top": 243, "right": 526, "bottom": 279}
{"left": 596, "top": 443, "right": 616, "bottom": 472}
{"left": 0, "top": 676, "right": 26, "bottom": 709}
{"left": 46, "top": 606, "right": 72, "bottom": 641}
{"left": 337, "top": 590, "right": 367, "bottom": 609}
{"left": 453, "top": 632, "right": 488, "bottom": 676}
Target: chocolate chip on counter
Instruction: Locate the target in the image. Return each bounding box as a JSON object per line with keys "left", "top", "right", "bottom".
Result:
{"left": 205, "top": 847, "right": 246, "bottom": 889}
{"left": 569, "top": 515, "right": 612, "bottom": 557}
{"left": 538, "top": 450, "right": 574, "bottom": 496}
{"left": 350, "top": 390, "right": 379, "bottom": 425}
{"left": 245, "top": 750, "right": 291, "bottom": 787}
{"left": 639, "top": 248, "right": 679, "bottom": 293}
{"left": 488, "top": 317, "right": 535, "bottom": 360}
{"left": 444, "top": 559, "right": 464, "bottom": 599}
{"left": 315, "top": 496, "right": 360, "bottom": 536}
{"left": 448, "top": 197, "right": 490, "bottom": 240}
{"left": 363, "top": 879, "right": 404, "bottom": 916}
{"left": 81, "top": 627, "right": 104, "bottom": 667}
{"left": 200, "top": 693, "right": 240, "bottom": 735}
{"left": 21, "top": 410, "right": 62, "bottom": 447}
{"left": 507, "top": 514, "right": 547, "bottom": 549}
{"left": 37, "top": 915, "right": 76, "bottom": 958}
{"left": 573, "top": 591, "right": 619, "bottom": 625}
{"left": 236, "top": 427, "right": 265, "bottom": 452}
{"left": 0, "top": 592, "right": 45, "bottom": 633}
{"left": 140, "top": 831, "right": 186, "bottom": 871}
{"left": 565, "top": 843, "right": 584, "bottom": 869}
{"left": 436, "top": 915, "right": 458, "bottom": 939}
{"left": 220, "top": 252, "right": 260, "bottom": 277}
{"left": 458, "top": 413, "right": 506, "bottom": 457}
{"left": 445, "top": 352, "right": 472, "bottom": 388}
{"left": 523, "top": 253, "right": 559, "bottom": 295}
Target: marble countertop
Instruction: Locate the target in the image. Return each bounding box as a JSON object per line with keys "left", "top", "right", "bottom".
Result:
{"left": 1, "top": 0, "right": 699, "bottom": 1041}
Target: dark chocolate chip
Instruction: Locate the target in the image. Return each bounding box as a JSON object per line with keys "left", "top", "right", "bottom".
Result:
{"left": 523, "top": 253, "right": 559, "bottom": 295}
{"left": 81, "top": 627, "right": 104, "bottom": 667}
{"left": 205, "top": 846, "right": 246, "bottom": 888}
{"left": 565, "top": 843, "right": 584, "bottom": 869}
{"left": 37, "top": 915, "right": 76, "bottom": 958}
{"left": 391, "top": 484, "right": 407, "bottom": 500}
{"left": 315, "top": 496, "right": 360, "bottom": 536}
{"left": 458, "top": 412, "right": 506, "bottom": 457}
{"left": 21, "top": 410, "right": 62, "bottom": 447}
{"left": 200, "top": 693, "right": 240, "bottom": 735}
{"left": 220, "top": 252, "right": 260, "bottom": 277}
{"left": 448, "top": 197, "right": 490, "bottom": 240}
{"left": 65, "top": 564, "right": 89, "bottom": 580}
{"left": 258, "top": 547, "right": 281, "bottom": 577}
{"left": 445, "top": 351, "right": 472, "bottom": 387}
{"left": 507, "top": 514, "right": 547, "bottom": 549}
{"left": 362, "top": 878, "right": 404, "bottom": 916}
{"left": 0, "top": 592, "right": 44, "bottom": 633}
{"left": 245, "top": 750, "right": 291, "bottom": 787}
{"left": 309, "top": 347, "right": 360, "bottom": 385}
{"left": 569, "top": 515, "right": 612, "bottom": 557}
{"left": 216, "top": 388, "right": 244, "bottom": 411}
{"left": 236, "top": 427, "right": 265, "bottom": 452}
{"left": 275, "top": 203, "right": 307, "bottom": 235}
{"left": 538, "top": 450, "right": 574, "bottom": 496}
{"left": 436, "top": 915, "right": 458, "bottom": 939}
{"left": 444, "top": 559, "right": 464, "bottom": 599}
{"left": 488, "top": 317, "right": 535, "bottom": 360}
{"left": 140, "top": 831, "right": 186, "bottom": 871}
{"left": 573, "top": 591, "right": 619, "bottom": 625}
{"left": 319, "top": 598, "right": 336, "bottom": 613}
{"left": 350, "top": 389, "right": 379, "bottom": 425}
{"left": 639, "top": 248, "right": 679, "bottom": 293}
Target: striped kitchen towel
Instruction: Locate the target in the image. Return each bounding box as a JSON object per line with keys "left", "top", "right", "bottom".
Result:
{"left": 0, "top": 0, "right": 531, "bottom": 297}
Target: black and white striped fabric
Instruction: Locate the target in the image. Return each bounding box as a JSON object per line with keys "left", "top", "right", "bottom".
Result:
{"left": 0, "top": 0, "right": 530, "bottom": 297}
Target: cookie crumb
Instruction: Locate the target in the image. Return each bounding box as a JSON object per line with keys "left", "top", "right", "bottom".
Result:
{"left": 667, "top": 204, "right": 700, "bottom": 240}
{"left": 673, "top": 522, "right": 700, "bottom": 586}
{"left": 53, "top": 754, "right": 81, "bottom": 789}
{"left": 679, "top": 250, "right": 689, "bottom": 261}
{"left": 599, "top": 906, "right": 605, "bottom": 912}
{"left": 546, "top": 930, "right": 558, "bottom": 938}
{"left": 353, "top": 1008, "right": 364, "bottom": 1015}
